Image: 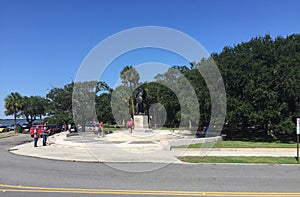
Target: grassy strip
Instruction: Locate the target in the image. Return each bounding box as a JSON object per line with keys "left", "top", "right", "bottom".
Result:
{"left": 178, "top": 156, "right": 300, "bottom": 164}
{"left": 187, "top": 140, "right": 296, "bottom": 148}
{"left": 0, "top": 133, "right": 19, "bottom": 139}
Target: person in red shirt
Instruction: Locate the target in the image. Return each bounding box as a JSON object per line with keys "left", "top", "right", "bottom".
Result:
{"left": 98, "top": 122, "right": 104, "bottom": 137}
{"left": 127, "top": 118, "right": 134, "bottom": 133}
{"left": 33, "top": 128, "right": 39, "bottom": 147}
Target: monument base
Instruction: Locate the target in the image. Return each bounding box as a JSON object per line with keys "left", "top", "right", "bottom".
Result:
{"left": 133, "top": 115, "right": 152, "bottom": 135}
{"left": 134, "top": 115, "right": 149, "bottom": 129}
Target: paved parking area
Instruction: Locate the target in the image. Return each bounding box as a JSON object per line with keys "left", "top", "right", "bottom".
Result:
{"left": 8, "top": 131, "right": 298, "bottom": 163}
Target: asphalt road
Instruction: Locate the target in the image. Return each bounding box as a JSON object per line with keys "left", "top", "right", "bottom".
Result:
{"left": 0, "top": 134, "right": 300, "bottom": 197}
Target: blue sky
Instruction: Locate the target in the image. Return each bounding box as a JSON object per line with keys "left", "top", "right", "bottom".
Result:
{"left": 1, "top": 0, "right": 300, "bottom": 119}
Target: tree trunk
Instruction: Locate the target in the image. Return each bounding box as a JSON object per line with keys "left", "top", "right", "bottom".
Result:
{"left": 81, "top": 119, "right": 86, "bottom": 132}
{"left": 64, "top": 121, "right": 68, "bottom": 131}
{"left": 130, "top": 82, "right": 135, "bottom": 115}
{"left": 14, "top": 108, "right": 17, "bottom": 134}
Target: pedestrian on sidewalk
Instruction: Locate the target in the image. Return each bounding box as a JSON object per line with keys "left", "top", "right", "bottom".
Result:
{"left": 42, "top": 127, "right": 50, "bottom": 146}
{"left": 127, "top": 118, "right": 134, "bottom": 133}
{"left": 98, "top": 121, "right": 104, "bottom": 137}
{"left": 33, "top": 128, "right": 39, "bottom": 147}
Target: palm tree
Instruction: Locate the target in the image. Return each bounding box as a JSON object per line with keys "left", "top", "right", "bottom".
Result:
{"left": 120, "top": 66, "right": 140, "bottom": 115}
{"left": 4, "top": 92, "right": 23, "bottom": 133}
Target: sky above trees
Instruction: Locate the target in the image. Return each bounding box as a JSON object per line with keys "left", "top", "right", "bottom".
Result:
{"left": 1, "top": 0, "right": 300, "bottom": 118}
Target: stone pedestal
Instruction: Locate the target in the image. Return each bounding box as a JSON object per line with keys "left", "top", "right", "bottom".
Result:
{"left": 134, "top": 115, "right": 148, "bottom": 129}
{"left": 133, "top": 115, "right": 152, "bottom": 134}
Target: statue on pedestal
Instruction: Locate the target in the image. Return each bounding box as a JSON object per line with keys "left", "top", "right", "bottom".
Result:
{"left": 135, "top": 87, "right": 146, "bottom": 114}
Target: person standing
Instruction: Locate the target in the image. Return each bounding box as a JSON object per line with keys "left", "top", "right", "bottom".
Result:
{"left": 127, "top": 118, "right": 134, "bottom": 133}
{"left": 42, "top": 127, "right": 49, "bottom": 146}
{"left": 98, "top": 121, "right": 104, "bottom": 137}
{"left": 33, "top": 128, "right": 39, "bottom": 147}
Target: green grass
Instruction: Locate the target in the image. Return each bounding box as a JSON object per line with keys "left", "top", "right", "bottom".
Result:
{"left": 0, "top": 133, "right": 19, "bottom": 139}
{"left": 187, "top": 140, "right": 296, "bottom": 148}
{"left": 178, "top": 156, "right": 300, "bottom": 164}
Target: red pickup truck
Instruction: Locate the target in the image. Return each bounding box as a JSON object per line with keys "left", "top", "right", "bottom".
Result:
{"left": 30, "top": 124, "right": 47, "bottom": 138}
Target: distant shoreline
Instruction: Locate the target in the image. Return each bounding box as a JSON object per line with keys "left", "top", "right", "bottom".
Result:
{"left": 0, "top": 118, "right": 27, "bottom": 120}
{"left": 0, "top": 119, "right": 43, "bottom": 126}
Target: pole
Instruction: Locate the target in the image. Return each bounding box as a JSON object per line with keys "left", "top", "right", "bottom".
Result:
{"left": 296, "top": 118, "right": 300, "bottom": 162}
{"left": 14, "top": 104, "right": 17, "bottom": 134}
{"left": 297, "top": 134, "right": 299, "bottom": 162}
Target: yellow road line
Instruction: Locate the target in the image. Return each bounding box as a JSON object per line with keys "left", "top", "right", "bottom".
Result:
{"left": 1, "top": 184, "right": 300, "bottom": 196}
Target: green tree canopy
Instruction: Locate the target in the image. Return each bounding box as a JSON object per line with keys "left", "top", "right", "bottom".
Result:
{"left": 46, "top": 82, "right": 74, "bottom": 127}
{"left": 120, "top": 66, "right": 140, "bottom": 115}
{"left": 21, "top": 96, "right": 48, "bottom": 126}
{"left": 213, "top": 34, "right": 300, "bottom": 141}
{"left": 4, "top": 92, "right": 23, "bottom": 133}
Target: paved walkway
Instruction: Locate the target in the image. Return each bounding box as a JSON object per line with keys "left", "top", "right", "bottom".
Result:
{"left": 9, "top": 131, "right": 298, "bottom": 163}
